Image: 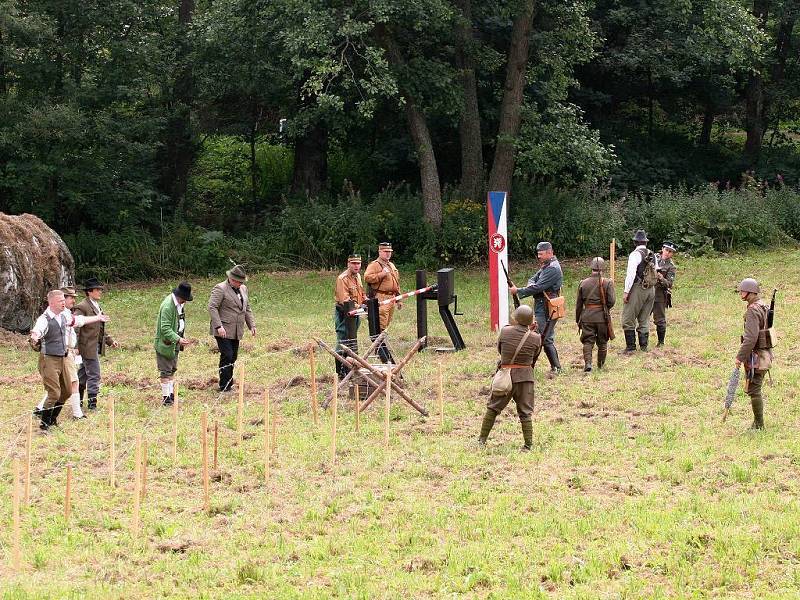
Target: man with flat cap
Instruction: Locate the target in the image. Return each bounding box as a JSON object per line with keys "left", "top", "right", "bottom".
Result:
{"left": 74, "top": 277, "right": 118, "bottom": 410}
{"left": 478, "top": 305, "right": 542, "bottom": 451}
{"left": 652, "top": 242, "right": 677, "bottom": 347}
{"left": 364, "top": 242, "right": 401, "bottom": 363}
{"left": 622, "top": 230, "right": 656, "bottom": 353}
{"left": 334, "top": 254, "right": 366, "bottom": 378}
{"left": 155, "top": 282, "right": 193, "bottom": 406}
{"left": 510, "top": 241, "right": 563, "bottom": 377}
{"left": 209, "top": 264, "right": 256, "bottom": 392}
{"left": 575, "top": 257, "right": 616, "bottom": 373}
{"left": 734, "top": 278, "right": 774, "bottom": 430}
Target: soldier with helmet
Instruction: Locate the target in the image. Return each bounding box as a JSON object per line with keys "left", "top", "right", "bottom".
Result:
{"left": 735, "top": 278, "right": 774, "bottom": 430}
{"left": 478, "top": 305, "right": 542, "bottom": 451}
{"left": 652, "top": 242, "right": 677, "bottom": 347}
{"left": 575, "top": 257, "right": 616, "bottom": 373}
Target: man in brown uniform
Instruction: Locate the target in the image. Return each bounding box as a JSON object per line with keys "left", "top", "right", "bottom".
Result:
{"left": 364, "top": 242, "right": 401, "bottom": 331}
{"left": 734, "top": 278, "right": 773, "bottom": 430}
{"left": 478, "top": 305, "right": 542, "bottom": 451}
{"left": 575, "top": 257, "right": 616, "bottom": 373}
{"left": 334, "top": 254, "right": 366, "bottom": 378}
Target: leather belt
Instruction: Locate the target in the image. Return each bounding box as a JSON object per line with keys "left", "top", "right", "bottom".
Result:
{"left": 500, "top": 364, "right": 530, "bottom": 369}
{"left": 585, "top": 303, "right": 603, "bottom": 309}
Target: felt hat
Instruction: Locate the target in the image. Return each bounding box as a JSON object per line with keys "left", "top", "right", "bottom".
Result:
{"left": 82, "top": 277, "right": 105, "bottom": 292}
{"left": 632, "top": 230, "right": 649, "bottom": 243}
{"left": 173, "top": 281, "right": 193, "bottom": 302}
{"left": 226, "top": 264, "right": 248, "bottom": 283}
{"left": 61, "top": 287, "right": 78, "bottom": 298}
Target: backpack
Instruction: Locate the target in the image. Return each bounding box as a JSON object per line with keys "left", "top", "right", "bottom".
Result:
{"left": 636, "top": 248, "right": 658, "bottom": 289}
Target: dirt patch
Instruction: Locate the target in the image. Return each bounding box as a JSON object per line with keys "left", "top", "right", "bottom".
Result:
{"left": 266, "top": 338, "right": 295, "bottom": 352}
{"left": 156, "top": 539, "right": 195, "bottom": 553}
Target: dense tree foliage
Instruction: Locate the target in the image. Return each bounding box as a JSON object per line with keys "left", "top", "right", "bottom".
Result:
{"left": 1, "top": 0, "right": 798, "bottom": 265}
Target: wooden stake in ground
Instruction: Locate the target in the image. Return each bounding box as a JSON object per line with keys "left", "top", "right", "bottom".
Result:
{"left": 213, "top": 421, "right": 219, "bottom": 470}
{"left": 610, "top": 239, "right": 616, "bottom": 282}
{"left": 12, "top": 457, "right": 21, "bottom": 571}
{"left": 172, "top": 380, "right": 179, "bottom": 463}
{"left": 354, "top": 382, "right": 360, "bottom": 434}
{"left": 201, "top": 411, "right": 209, "bottom": 512}
{"left": 141, "top": 439, "right": 148, "bottom": 501}
{"left": 131, "top": 434, "right": 142, "bottom": 534}
{"left": 64, "top": 465, "right": 72, "bottom": 525}
{"left": 263, "top": 390, "right": 270, "bottom": 483}
{"left": 331, "top": 375, "right": 338, "bottom": 464}
{"left": 271, "top": 411, "right": 277, "bottom": 457}
{"left": 437, "top": 359, "right": 444, "bottom": 428}
{"left": 237, "top": 363, "right": 245, "bottom": 443}
{"left": 309, "top": 345, "right": 319, "bottom": 426}
{"left": 109, "top": 396, "right": 116, "bottom": 488}
{"left": 25, "top": 414, "right": 32, "bottom": 505}
{"left": 384, "top": 368, "right": 392, "bottom": 448}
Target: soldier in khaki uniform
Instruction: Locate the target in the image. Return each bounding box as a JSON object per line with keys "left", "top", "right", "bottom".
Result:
{"left": 652, "top": 242, "right": 677, "bottom": 347}
{"left": 575, "top": 257, "right": 615, "bottom": 373}
{"left": 734, "top": 278, "right": 773, "bottom": 430}
{"left": 364, "top": 242, "right": 401, "bottom": 331}
{"left": 478, "top": 305, "right": 542, "bottom": 451}
{"left": 334, "top": 254, "right": 366, "bottom": 378}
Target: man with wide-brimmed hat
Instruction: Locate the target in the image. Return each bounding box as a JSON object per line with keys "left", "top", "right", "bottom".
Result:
{"left": 30, "top": 289, "right": 110, "bottom": 429}
{"left": 575, "top": 257, "right": 616, "bottom": 373}
{"left": 477, "top": 305, "right": 542, "bottom": 451}
{"left": 621, "top": 230, "right": 656, "bottom": 353}
{"left": 74, "top": 277, "right": 118, "bottom": 411}
{"left": 334, "top": 254, "right": 366, "bottom": 378}
{"left": 155, "top": 282, "right": 194, "bottom": 406}
{"left": 209, "top": 264, "right": 256, "bottom": 392}
{"left": 734, "top": 278, "right": 774, "bottom": 430}
{"left": 651, "top": 242, "right": 677, "bottom": 347}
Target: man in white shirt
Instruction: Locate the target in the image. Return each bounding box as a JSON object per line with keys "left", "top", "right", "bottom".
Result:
{"left": 30, "top": 289, "right": 110, "bottom": 430}
{"left": 621, "top": 230, "right": 656, "bottom": 353}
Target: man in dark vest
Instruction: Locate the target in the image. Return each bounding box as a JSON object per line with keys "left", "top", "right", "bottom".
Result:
{"left": 622, "top": 230, "right": 656, "bottom": 352}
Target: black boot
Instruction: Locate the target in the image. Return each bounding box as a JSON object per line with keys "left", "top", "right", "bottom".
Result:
{"left": 521, "top": 420, "right": 533, "bottom": 451}
{"left": 582, "top": 343, "right": 593, "bottom": 373}
{"left": 623, "top": 330, "right": 636, "bottom": 354}
{"left": 638, "top": 331, "right": 649, "bottom": 352}
{"left": 478, "top": 409, "right": 498, "bottom": 445}
{"left": 543, "top": 345, "right": 562, "bottom": 376}
{"left": 597, "top": 345, "right": 607, "bottom": 369}
{"left": 50, "top": 403, "right": 64, "bottom": 427}
{"left": 34, "top": 407, "right": 49, "bottom": 431}
{"left": 656, "top": 325, "right": 666, "bottom": 347}
{"left": 88, "top": 396, "right": 97, "bottom": 410}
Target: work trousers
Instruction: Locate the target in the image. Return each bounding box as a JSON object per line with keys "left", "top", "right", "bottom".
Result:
{"left": 78, "top": 357, "right": 102, "bottom": 397}
{"left": 215, "top": 336, "right": 240, "bottom": 391}
{"left": 622, "top": 284, "right": 655, "bottom": 333}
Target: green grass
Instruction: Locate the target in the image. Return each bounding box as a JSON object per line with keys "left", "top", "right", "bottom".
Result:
{"left": 2, "top": 249, "right": 800, "bottom": 598}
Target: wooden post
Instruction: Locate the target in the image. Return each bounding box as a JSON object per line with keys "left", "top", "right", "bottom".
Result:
{"left": 109, "top": 397, "right": 116, "bottom": 488}
{"left": 172, "top": 381, "right": 179, "bottom": 463}
{"left": 309, "top": 345, "right": 319, "bottom": 426}
{"left": 201, "top": 411, "right": 209, "bottom": 512}
{"left": 331, "top": 375, "right": 338, "bottom": 464}
{"left": 354, "top": 382, "right": 360, "bottom": 434}
{"left": 25, "top": 414, "right": 32, "bottom": 505}
{"left": 12, "top": 457, "right": 21, "bottom": 571}
{"left": 271, "top": 411, "right": 277, "bottom": 457}
{"left": 141, "top": 439, "right": 148, "bottom": 501}
{"left": 237, "top": 363, "right": 245, "bottom": 443}
{"left": 64, "top": 465, "right": 72, "bottom": 525}
{"left": 132, "top": 435, "right": 141, "bottom": 534}
{"left": 610, "top": 239, "right": 616, "bottom": 282}
{"left": 437, "top": 359, "right": 444, "bottom": 428}
{"left": 384, "top": 368, "right": 392, "bottom": 448}
{"left": 263, "top": 390, "right": 270, "bottom": 483}
{"left": 213, "top": 421, "right": 219, "bottom": 470}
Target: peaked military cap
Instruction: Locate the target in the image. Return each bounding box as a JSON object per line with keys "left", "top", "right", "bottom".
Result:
{"left": 662, "top": 241, "right": 677, "bottom": 252}
{"left": 348, "top": 254, "right": 362, "bottom": 262}
{"left": 61, "top": 286, "right": 78, "bottom": 298}
{"left": 378, "top": 242, "right": 393, "bottom": 251}
{"left": 536, "top": 241, "right": 552, "bottom": 252}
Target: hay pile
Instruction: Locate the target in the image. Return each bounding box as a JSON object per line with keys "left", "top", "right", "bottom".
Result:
{"left": 0, "top": 213, "right": 74, "bottom": 332}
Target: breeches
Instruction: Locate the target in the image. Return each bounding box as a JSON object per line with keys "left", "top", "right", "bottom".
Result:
{"left": 622, "top": 285, "right": 655, "bottom": 333}
{"left": 39, "top": 355, "right": 71, "bottom": 410}
{"left": 652, "top": 302, "right": 667, "bottom": 327}
{"left": 487, "top": 381, "right": 534, "bottom": 421}
{"left": 580, "top": 321, "right": 609, "bottom": 348}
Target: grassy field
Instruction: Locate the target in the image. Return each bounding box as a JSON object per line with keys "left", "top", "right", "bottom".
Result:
{"left": 1, "top": 249, "right": 800, "bottom": 599}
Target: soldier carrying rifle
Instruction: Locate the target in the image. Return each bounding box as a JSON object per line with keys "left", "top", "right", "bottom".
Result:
{"left": 575, "top": 257, "right": 616, "bottom": 373}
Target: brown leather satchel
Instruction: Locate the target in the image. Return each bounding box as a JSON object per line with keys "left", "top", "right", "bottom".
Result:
{"left": 544, "top": 289, "right": 566, "bottom": 320}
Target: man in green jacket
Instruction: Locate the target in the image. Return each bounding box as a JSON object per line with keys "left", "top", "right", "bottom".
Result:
{"left": 154, "top": 282, "right": 193, "bottom": 406}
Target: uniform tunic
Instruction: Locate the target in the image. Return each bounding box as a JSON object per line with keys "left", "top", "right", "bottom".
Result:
{"left": 333, "top": 270, "right": 365, "bottom": 350}
{"left": 486, "top": 324, "right": 542, "bottom": 421}
{"left": 516, "top": 257, "right": 563, "bottom": 348}
{"left": 737, "top": 299, "right": 773, "bottom": 417}
{"left": 364, "top": 258, "right": 400, "bottom": 331}
{"left": 575, "top": 274, "right": 616, "bottom": 346}
{"left": 653, "top": 254, "right": 676, "bottom": 326}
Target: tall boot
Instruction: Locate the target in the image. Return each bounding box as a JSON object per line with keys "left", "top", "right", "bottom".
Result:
{"left": 34, "top": 407, "right": 49, "bottom": 430}
{"left": 750, "top": 396, "right": 764, "bottom": 430}
{"left": 543, "top": 345, "right": 562, "bottom": 375}
{"left": 623, "top": 330, "right": 636, "bottom": 354}
{"left": 597, "top": 345, "right": 608, "bottom": 369}
{"left": 478, "top": 409, "right": 498, "bottom": 445}
{"left": 582, "top": 343, "right": 593, "bottom": 373}
{"left": 638, "top": 331, "right": 649, "bottom": 352}
{"left": 656, "top": 325, "right": 666, "bottom": 347}
{"left": 520, "top": 420, "right": 533, "bottom": 451}
{"left": 87, "top": 395, "right": 97, "bottom": 411}
{"left": 50, "top": 403, "right": 64, "bottom": 427}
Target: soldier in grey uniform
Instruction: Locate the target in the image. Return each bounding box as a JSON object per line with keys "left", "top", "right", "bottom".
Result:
{"left": 735, "top": 278, "right": 773, "bottom": 430}
{"left": 622, "top": 230, "right": 656, "bottom": 352}
{"left": 652, "top": 242, "right": 677, "bottom": 347}
{"left": 478, "top": 305, "right": 542, "bottom": 451}
{"left": 575, "top": 257, "right": 616, "bottom": 372}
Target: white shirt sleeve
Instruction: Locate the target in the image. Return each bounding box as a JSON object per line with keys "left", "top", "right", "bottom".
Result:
{"left": 624, "top": 248, "right": 643, "bottom": 293}
{"left": 31, "top": 314, "right": 49, "bottom": 337}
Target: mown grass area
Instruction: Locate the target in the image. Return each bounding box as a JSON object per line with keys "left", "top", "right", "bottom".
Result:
{"left": 1, "top": 249, "right": 800, "bottom": 598}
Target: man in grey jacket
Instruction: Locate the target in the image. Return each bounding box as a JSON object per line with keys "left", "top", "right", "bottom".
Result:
{"left": 208, "top": 265, "right": 256, "bottom": 392}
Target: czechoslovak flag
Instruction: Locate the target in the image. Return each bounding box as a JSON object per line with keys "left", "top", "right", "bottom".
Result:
{"left": 487, "top": 191, "right": 509, "bottom": 331}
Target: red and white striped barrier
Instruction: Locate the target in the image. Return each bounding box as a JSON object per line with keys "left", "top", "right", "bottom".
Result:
{"left": 348, "top": 285, "right": 437, "bottom": 316}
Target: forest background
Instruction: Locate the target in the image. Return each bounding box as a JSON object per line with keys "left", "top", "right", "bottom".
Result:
{"left": 1, "top": 0, "right": 800, "bottom": 279}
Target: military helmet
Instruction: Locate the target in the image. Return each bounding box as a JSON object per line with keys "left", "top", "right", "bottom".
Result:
{"left": 511, "top": 305, "right": 534, "bottom": 327}
{"left": 590, "top": 256, "right": 605, "bottom": 271}
{"left": 735, "top": 278, "right": 761, "bottom": 294}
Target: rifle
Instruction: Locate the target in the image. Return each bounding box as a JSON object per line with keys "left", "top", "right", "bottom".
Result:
{"left": 597, "top": 273, "right": 615, "bottom": 341}
{"left": 722, "top": 365, "right": 740, "bottom": 422}
{"left": 767, "top": 288, "right": 777, "bottom": 328}
{"left": 500, "top": 259, "right": 520, "bottom": 309}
